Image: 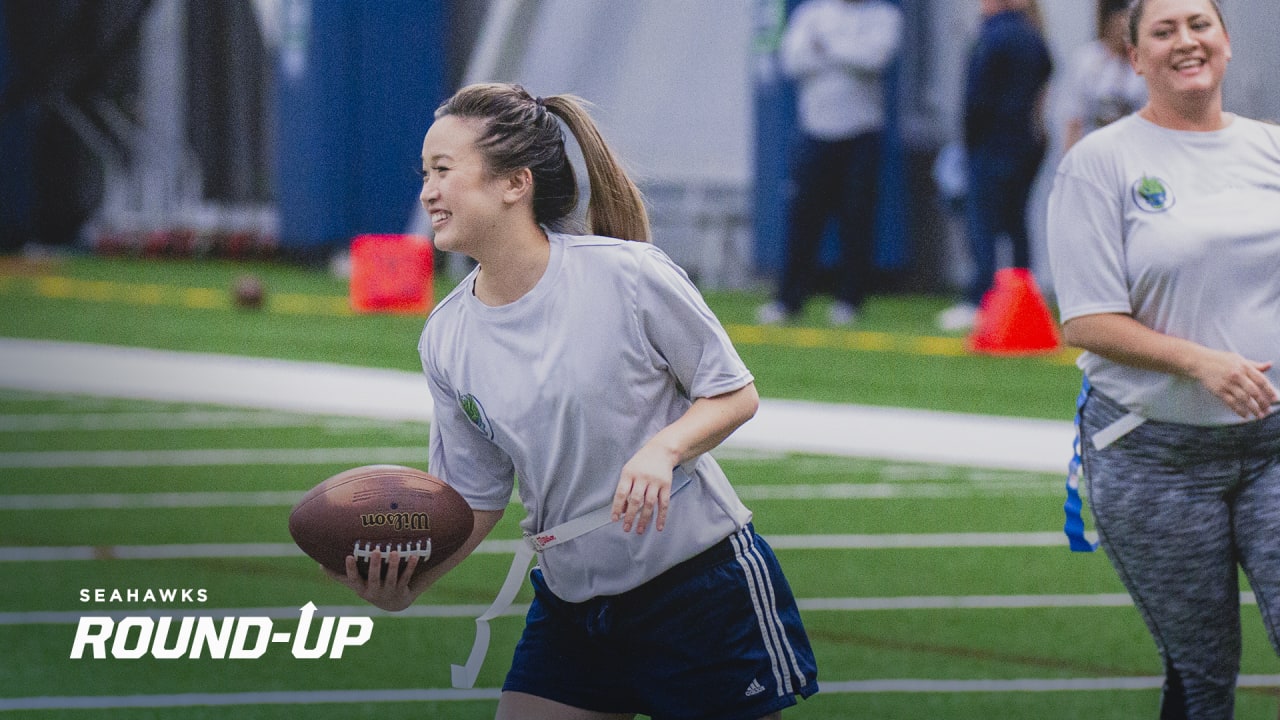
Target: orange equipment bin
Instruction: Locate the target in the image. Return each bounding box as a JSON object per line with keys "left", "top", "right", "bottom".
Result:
{"left": 349, "top": 234, "right": 434, "bottom": 314}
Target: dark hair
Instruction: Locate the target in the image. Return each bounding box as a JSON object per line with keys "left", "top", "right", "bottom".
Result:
{"left": 434, "top": 83, "right": 650, "bottom": 242}
{"left": 1097, "top": 0, "right": 1129, "bottom": 39}
{"left": 1128, "top": 0, "right": 1225, "bottom": 46}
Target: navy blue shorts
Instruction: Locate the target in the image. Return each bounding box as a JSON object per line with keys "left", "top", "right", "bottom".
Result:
{"left": 503, "top": 524, "right": 819, "bottom": 720}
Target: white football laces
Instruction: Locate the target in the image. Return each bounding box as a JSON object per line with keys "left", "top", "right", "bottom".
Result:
{"left": 352, "top": 539, "right": 433, "bottom": 564}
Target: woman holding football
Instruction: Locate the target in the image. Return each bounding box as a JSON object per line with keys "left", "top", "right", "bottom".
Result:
{"left": 328, "top": 82, "right": 818, "bottom": 720}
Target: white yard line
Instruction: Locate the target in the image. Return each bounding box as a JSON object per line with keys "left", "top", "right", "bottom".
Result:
{"left": 0, "top": 689, "right": 502, "bottom": 711}
{"left": 0, "top": 338, "right": 1075, "bottom": 472}
{"left": 0, "top": 448, "right": 1058, "bottom": 476}
{"left": 739, "top": 480, "right": 1057, "bottom": 499}
{"left": 4, "top": 676, "right": 1280, "bottom": 711}
{"left": 819, "top": 675, "right": 1280, "bottom": 693}
{"left": 767, "top": 532, "right": 1073, "bottom": 549}
{"left": 3, "top": 592, "right": 1264, "bottom": 626}
{"left": 0, "top": 532, "right": 1096, "bottom": 563}
{"left": 0, "top": 410, "right": 402, "bottom": 432}
{"left": 0, "top": 603, "right": 516, "bottom": 626}
{"left": 0, "top": 446, "right": 428, "bottom": 469}
{"left": 799, "top": 592, "right": 1255, "bottom": 611}
{"left": 0, "top": 479, "right": 1060, "bottom": 510}
{"left": 0, "top": 491, "right": 306, "bottom": 510}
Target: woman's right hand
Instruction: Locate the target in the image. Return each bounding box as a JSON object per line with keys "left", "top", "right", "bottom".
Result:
{"left": 1189, "top": 349, "right": 1278, "bottom": 420}
{"left": 324, "top": 549, "right": 425, "bottom": 612}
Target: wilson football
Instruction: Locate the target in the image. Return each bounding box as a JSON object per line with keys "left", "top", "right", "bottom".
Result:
{"left": 289, "top": 465, "right": 473, "bottom": 580}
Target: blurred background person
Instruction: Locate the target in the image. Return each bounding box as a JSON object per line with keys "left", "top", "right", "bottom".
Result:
{"left": 1061, "top": 0, "right": 1146, "bottom": 152}
{"left": 0, "top": 1, "right": 150, "bottom": 253}
{"left": 937, "top": 0, "right": 1051, "bottom": 332}
{"left": 757, "top": 0, "right": 902, "bottom": 327}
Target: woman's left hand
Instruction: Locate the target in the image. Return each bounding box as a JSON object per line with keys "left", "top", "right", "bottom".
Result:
{"left": 612, "top": 444, "right": 677, "bottom": 534}
{"left": 1189, "top": 352, "right": 1278, "bottom": 420}
{"left": 610, "top": 384, "right": 760, "bottom": 535}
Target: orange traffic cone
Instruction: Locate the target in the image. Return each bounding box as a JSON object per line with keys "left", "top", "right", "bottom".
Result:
{"left": 349, "top": 234, "right": 434, "bottom": 314}
{"left": 966, "top": 267, "right": 1061, "bottom": 355}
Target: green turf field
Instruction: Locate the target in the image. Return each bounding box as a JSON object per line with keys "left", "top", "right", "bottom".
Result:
{"left": 1, "top": 256, "right": 1277, "bottom": 718}
{"left": 0, "top": 255, "right": 1082, "bottom": 417}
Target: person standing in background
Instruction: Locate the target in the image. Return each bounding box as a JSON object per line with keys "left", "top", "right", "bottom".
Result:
{"left": 938, "top": 0, "right": 1052, "bottom": 332}
{"left": 1061, "top": 0, "right": 1147, "bottom": 152}
{"left": 758, "top": 0, "right": 903, "bottom": 326}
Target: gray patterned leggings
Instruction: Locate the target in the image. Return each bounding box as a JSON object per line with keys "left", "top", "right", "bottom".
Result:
{"left": 1081, "top": 389, "right": 1280, "bottom": 720}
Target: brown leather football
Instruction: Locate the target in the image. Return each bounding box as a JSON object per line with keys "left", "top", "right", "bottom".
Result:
{"left": 232, "top": 274, "right": 265, "bottom": 309}
{"left": 289, "top": 465, "right": 473, "bottom": 580}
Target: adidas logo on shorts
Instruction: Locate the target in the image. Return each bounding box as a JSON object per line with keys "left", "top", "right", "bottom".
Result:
{"left": 745, "top": 678, "right": 767, "bottom": 697}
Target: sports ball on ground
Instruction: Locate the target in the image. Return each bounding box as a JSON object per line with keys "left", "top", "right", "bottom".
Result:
{"left": 231, "top": 273, "right": 266, "bottom": 309}
{"left": 289, "top": 465, "right": 473, "bottom": 581}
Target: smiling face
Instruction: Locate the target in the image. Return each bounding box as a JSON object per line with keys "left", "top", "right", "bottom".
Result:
{"left": 1129, "top": 0, "right": 1231, "bottom": 109}
{"left": 418, "top": 115, "right": 515, "bottom": 257}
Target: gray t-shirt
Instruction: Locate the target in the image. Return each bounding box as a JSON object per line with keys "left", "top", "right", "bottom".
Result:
{"left": 1048, "top": 113, "right": 1280, "bottom": 425}
{"left": 419, "top": 233, "right": 754, "bottom": 601}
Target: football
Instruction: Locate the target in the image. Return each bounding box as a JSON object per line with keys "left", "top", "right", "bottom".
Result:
{"left": 289, "top": 465, "right": 473, "bottom": 581}
{"left": 232, "top": 273, "right": 265, "bottom": 309}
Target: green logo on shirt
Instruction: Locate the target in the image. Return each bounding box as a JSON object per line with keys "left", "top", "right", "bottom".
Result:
{"left": 1132, "top": 175, "right": 1175, "bottom": 213}
{"left": 458, "top": 393, "right": 494, "bottom": 440}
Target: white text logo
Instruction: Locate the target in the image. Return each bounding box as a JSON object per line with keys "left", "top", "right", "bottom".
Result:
{"left": 70, "top": 602, "right": 372, "bottom": 660}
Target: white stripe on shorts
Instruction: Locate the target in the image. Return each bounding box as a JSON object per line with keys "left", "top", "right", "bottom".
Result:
{"left": 730, "top": 527, "right": 805, "bottom": 696}
{"left": 744, "top": 528, "right": 808, "bottom": 689}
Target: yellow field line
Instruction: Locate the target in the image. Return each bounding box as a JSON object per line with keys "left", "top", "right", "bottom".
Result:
{"left": 725, "top": 323, "right": 1079, "bottom": 365}
{"left": 8, "top": 274, "right": 354, "bottom": 317}
{"left": 0, "top": 273, "right": 1079, "bottom": 364}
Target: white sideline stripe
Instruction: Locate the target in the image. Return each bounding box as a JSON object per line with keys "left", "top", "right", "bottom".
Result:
{"left": 0, "top": 446, "right": 427, "bottom": 469}
{"left": 731, "top": 397, "right": 1072, "bottom": 473}
{"left": 5, "top": 676, "right": 1280, "bottom": 710}
{"left": 0, "top": 339, "right": 436, "bottom": 423}
{"left": 0, "top": 481, "right": 1061, "bottom": 510}
{"left": 0, "top": 533, "right": 1090, "bottom": 563}
{"left": 0, "top": 339, "right": 1075, "bottom": 472}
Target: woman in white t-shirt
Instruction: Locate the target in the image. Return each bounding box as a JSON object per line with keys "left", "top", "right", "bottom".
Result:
{"left": 1048, "top": 1, "right": 1280, "bottom": 716}
{"left": 328, "top": 83, "right": 818, "bottom": 720}
{"left": 1061, "top": 0, "right": 1147, "bottom": 151}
